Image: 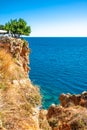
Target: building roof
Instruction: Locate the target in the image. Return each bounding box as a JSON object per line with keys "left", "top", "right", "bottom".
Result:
{"left": 0, "top": 30, "right": 7, "bottom": 34}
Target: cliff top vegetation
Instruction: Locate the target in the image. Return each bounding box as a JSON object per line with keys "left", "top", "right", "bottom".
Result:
{"left": 0, "top": 18, "right": 31, "bottom": 37}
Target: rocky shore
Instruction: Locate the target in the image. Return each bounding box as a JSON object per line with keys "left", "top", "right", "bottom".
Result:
{"left": 47, "top": 91, "right": 87, "bottom": 130}
{"left": 0, "top": 36, "right": 87, "bottom": 130}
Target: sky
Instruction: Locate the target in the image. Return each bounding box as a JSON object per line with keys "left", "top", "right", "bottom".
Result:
{"left": 0, "top": 0, "right": 87, "bottom": 37}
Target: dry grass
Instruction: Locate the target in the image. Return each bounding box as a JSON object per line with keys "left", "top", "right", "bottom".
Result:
{"left": 39, "top": 110, "right": 52, "bottom": 130}
{"left": 0, "top": 49, "right": 25, "bottom": 81}
{"left": 0, "top": 48, "right": 42, "bottom": 130}
{"left": 0, "top": 49, "right": 13, "bottom": 80}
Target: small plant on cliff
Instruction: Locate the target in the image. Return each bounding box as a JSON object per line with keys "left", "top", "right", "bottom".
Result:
{"left": 48, "top": 118, "right": 58, "bottom": 128}
{"left": 70, "top": 119, "right": 85, "bottom": 130}
{"left": 23, "top": 39, "right": 28, "bottom": 47}
{"left": 26, "top": 89, "right": 41, "bottom": 107}
{"left": 0, "top": 83, "right": 6, "bottom": 91}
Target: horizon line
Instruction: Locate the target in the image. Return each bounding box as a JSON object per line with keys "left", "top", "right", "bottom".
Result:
{"left": 23, "top": 36, "right": 87, "bottom": 38}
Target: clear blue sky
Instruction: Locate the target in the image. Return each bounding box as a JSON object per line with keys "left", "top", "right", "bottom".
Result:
{"left": 0, "top": 0, "right": 87, "bottom": 36}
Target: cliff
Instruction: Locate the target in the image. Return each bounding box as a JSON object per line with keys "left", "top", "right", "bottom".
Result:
{"left": 0, "top": 36, "right": 43, "bottom": 130}
{"left": 47, "top": 92, "right": 87, "bottom": 130}
{"left": 0, "top": 36, "right": 87, "bottom": 130}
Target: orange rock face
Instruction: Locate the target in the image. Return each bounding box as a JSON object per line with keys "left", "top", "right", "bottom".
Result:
{"left": 0, "top": 36, "right": 30, "bottom": 73}
{"left": 0, "top": 36, "right": 41, "bottom": 130}
{"left": 47, "top": 92, "right": 87, "bottom": 130}
{"left": 59, "top": 92, "right": 87, "bottom": 108}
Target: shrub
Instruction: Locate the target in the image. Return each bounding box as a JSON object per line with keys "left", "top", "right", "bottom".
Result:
{"left": 0, "top": 83, "right": 6, "bottom": 91}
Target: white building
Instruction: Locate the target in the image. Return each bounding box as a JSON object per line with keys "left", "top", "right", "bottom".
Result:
{"left": 0, "top": 30, "right": 7, "bottom": 35}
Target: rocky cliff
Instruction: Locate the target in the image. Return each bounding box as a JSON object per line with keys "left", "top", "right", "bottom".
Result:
{"left": 0, "top": 36, "right": 42, "bottom": 130}
{"left": 47, "top": 92, "right": 87, "bottom": 130}
{"left": 0, "top": 36, "right": 87, "bottom": 130}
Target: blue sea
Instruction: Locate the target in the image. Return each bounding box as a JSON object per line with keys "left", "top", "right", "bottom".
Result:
{"left": 24, "top": 37, "right": 87, "bottom": 108}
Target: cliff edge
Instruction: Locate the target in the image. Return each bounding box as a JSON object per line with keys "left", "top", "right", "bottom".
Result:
{"left": 0, "top": 36, "right": 42, "bottom": 130}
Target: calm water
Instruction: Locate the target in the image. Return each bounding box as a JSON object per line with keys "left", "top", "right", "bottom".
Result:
{"left": 25, "top": 37, "right": 87, "bottom": 108}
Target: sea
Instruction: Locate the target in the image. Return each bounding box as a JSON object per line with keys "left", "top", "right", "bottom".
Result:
{"left": 24, "top": 37, "right": 87, "bottom": 108}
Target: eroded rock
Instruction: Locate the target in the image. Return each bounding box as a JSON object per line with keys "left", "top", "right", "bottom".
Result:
{"left": 59, "top": 91, "right": 87, "bottom": 108}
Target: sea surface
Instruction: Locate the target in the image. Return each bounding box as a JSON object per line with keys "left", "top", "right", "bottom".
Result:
{"left": 24, "top": 37, "right": 87, "bottom": 108}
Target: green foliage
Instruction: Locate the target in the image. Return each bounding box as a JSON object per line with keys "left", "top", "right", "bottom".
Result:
{"left": 0, "top": 25, "right": 5, "bottom": 30}
{"left": 20, "top": 103, "right": 32, "bottom": 114}
{"left": 48, "top": 118, "right": 58, "bottom": 128}
{"left": 4, "top": 18, "right": 31, "bottom": 37}
{"left": 0, "top": 83, "right": 6, "bottom": 91}
{"left": 23, "top": 39, "right": 28, "bottom": 47}
{"left": 70, "top": 119, "right": 85, "bottom": 130}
